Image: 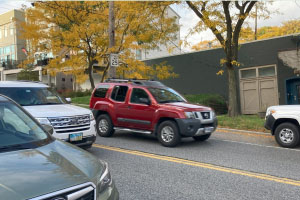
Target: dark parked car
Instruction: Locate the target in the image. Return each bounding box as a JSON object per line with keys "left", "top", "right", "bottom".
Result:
{"left": 0, "top": 95, "right": 119, "bottom": 200}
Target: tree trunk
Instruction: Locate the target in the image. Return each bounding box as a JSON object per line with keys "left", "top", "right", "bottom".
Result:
{"left": 227, "top": 64, "right": 239, "bottom": 117}
{"left": 88, "top": 63, "right": 95, "bottom": 89}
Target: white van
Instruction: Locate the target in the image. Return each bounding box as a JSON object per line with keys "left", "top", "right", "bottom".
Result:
{"left": 0, "top": 81, "right": 96, "bottom": 149}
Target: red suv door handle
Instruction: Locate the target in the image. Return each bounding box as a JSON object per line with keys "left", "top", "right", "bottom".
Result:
{"left": 127, "top": 105, "right": 132, "bottom": 109}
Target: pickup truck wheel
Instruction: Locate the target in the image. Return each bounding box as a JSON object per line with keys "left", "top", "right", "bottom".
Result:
{"left": 193, "top": 134, "right": 211, "bottom": 141}
{"left": 275, "top": 122, "right": 300, "bottom": 148}
{"left": 96, "top": 114, "right": 114, "bottom": 137}
{"left": 157, "top": 121, "right": 181, "bottom": 147}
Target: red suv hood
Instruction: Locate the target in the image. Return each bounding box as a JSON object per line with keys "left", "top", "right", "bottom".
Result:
{"left": 162, "top": 102, "right": 211, "bottom": 111}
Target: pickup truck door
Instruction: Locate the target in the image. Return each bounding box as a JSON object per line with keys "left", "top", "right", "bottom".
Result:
{"left": 121, "top": 88, "right": 156, "bottom": 130}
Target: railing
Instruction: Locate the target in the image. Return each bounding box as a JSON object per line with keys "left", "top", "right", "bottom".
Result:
{"left": 1, "top": 58, "right": 50, "bottom": 70}
{"left": 0, "top": 60, "right": 23, "bottom": 70}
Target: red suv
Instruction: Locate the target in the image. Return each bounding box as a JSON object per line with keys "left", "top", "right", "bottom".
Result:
{"left": 90, "top": 79, "right": 218, "bottom": 147}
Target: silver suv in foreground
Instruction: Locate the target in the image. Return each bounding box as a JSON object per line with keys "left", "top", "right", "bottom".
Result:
{"left": 0, "top": 95, "right": 119, "bottom": 200}
{"left": 0, "top": 81, "right": 96, "bottom": 149}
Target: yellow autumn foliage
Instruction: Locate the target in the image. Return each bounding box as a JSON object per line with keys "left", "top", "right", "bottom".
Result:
{"left": 20, "top": 1, "right": 179, "bottom": 88}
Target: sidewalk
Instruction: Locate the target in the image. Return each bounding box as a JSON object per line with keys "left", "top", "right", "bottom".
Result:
{"left": 216, "top": 127, "right": 272, "bottom": 138}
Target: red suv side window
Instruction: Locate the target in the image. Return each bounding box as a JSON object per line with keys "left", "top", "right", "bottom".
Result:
{"left": 111, "top": 85, "right": 128, "bottom": 102}
{"left": 130, "top": 88, "right": 150, "bottom": 104}
{"left": 94, "top": 84, "right": 110, "bottom": 98}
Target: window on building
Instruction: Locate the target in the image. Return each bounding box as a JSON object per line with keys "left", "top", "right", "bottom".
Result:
{"left": 5, "top": 46, "right": 10, "bottom": 54}
{"left": 111, "top": 85, "right": 128, "bottom": 102}
{"left": 4, "top": 27, "right": 7, "bottom": 37}
{"left": 0, "top": 30, "right": 2, "bottom": 39}
{"left": 10, "top": 26, "right": 13, "bottom": 35}
{"left": 10, "top": 45, "right": 14, "bottom": 54}
{"left": 136, "top": 49, "right": 142, "bottom": 60}
{"left": 241, "top": 69, "right": 256, "bottom": 79}
{"left": 258, "top": 66, "right": 275, "bottom": 77}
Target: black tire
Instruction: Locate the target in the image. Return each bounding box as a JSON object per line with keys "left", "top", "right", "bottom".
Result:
{"left": 96, "top": 114, "right": 114, "bottom": 137}
{"left": 157, "top": 120, "right": 181, "bottom": 147}
{"left": 193, "top": 134, "right": 211, "bottom": 141}
{"left": 274, "top": 122, "right": 300, "bottom": 148}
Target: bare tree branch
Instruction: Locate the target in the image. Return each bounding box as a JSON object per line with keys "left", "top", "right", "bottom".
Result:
{"left": 186, "top": 1, "right": 225, "bottom": 46}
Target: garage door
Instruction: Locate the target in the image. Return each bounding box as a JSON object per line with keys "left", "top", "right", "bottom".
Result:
{"left": 240, "top": 65, "right": 279, "bottom": 114}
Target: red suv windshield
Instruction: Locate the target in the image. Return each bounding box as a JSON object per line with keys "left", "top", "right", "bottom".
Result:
{"left": 148, "top": 87, "right": 186, "bottom": 103}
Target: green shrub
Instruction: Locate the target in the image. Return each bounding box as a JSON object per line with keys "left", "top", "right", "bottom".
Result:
{"left": 184, "top": 94, "right": 228, "bottom": 114}
{"left": 60, "top": 90, "right": 92, "bottom": 98}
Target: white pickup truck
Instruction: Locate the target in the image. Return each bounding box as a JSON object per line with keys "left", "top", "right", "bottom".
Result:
{"left": 0, "top": 81, "right": 96, "bottom": 149}
{"left": 265, "top": 105, "right": 300, "bottom": 148}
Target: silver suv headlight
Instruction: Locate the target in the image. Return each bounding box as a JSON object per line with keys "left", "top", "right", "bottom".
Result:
{"left": 98, "top": 161, "right": 112, "bottom": 194}
{"left": 185, "top": 112, "right": 196, "bottom": 119}
{"left": 90, "top": 113, "right": 95, "bottom": 121}
{"left": 36, "top": 118, "right": 51, "bottom": 125}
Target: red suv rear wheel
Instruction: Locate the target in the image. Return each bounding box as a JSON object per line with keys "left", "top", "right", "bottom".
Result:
{"left": 96, "top": 114, "right": 114, "bottom": 137}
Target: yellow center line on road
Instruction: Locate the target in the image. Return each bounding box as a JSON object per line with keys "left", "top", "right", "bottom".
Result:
{"left": 216, "top": 129, "right": 273, "bottom": 138}
{"left": 93, "top": 144, "right": 300, "bottom": 187}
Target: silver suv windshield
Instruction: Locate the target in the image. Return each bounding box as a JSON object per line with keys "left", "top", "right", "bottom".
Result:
{"left": 0, "top": 87, "right": 66, "bottom": 106}
{"left": 0, "top": 101, "right": 51, "bottom": 152}
{"left": 148, "top": 87, "right": 186, "bottom": 103}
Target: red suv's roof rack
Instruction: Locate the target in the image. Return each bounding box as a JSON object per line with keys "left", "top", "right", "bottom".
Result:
{"left": 104, "top": 78, "right": 165, "bottom": 87}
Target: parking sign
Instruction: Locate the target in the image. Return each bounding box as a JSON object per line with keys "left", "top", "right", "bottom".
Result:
{"left": 110, "top": 53, "right": 119, "bottom": 67}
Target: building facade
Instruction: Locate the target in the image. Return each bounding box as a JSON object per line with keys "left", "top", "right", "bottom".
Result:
{"left": 145, "top": 34, "right": 300, "bottom": 114}
{"left": 0, "top": 9, "right": 26, "bottom": 71}
{"left": 135, "top": 7, "right": 181, "bottom": 61}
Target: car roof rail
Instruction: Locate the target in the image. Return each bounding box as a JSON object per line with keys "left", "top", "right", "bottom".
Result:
{"left": 104, "top": 78, "right": 164, "bottom": 86}
{"left": 104, "top": 78, "right": 129, "bottom": 83}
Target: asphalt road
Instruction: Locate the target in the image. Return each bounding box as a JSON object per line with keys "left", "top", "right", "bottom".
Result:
{"left": 87, "top": 130, "right": 300, "bottom": 200}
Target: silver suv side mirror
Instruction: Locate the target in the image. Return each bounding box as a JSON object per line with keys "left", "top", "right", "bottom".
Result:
{"left": 42, "top": 124, "right": 54, "bottom": 135}
{"left": 65, "top": 97, "right": 71, "bottom": 104}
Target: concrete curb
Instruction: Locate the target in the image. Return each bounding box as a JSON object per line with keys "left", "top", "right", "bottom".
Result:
{"left": 217, "top": 127, "right": 270, "bottom": 136}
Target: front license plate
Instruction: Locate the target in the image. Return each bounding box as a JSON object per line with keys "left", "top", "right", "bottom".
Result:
{"left": 69, "top": 133, "right": 83, "bottom": 141}
{"left": 204, "top": 127, "right": 214, "bottom": 133}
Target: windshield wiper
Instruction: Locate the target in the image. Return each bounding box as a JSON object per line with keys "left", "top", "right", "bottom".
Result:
{"left": 36, "top": 102, "right": 62, "bottom": 105}
{"left": 0, "top": 144, "right": 32, "bottom": 152}
{"left": 159, "top": 100, "right": 184, "bottom": 103}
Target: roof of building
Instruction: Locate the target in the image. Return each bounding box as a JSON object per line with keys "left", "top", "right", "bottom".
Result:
{"left": 142, "top": 33, "right": 300, "bottom": 61}
{"left": 0, "top": 81, "right": 48, "bottom": 88}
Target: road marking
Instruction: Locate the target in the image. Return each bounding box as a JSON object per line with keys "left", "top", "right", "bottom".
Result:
{"left": 93, "top": 144, "right": 300, "bottom": 187}
{"left": 216, "top": 129, "right": 273, "bottom": 138}
{"left": 210, "top": 138, "right": 300, "bottom": 152}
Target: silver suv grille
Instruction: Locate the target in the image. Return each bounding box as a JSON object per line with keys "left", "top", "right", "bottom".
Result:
{"left": 29, "top": 182, "right": 96, "bottom": 200}
{"left": 48, "top": 115, "right": 90, "bottom": 134}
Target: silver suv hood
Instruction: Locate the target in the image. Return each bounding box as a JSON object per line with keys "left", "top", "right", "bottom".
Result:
{"left": 24, "top": 104, "right": 91, "bottom": 118}
{"left": 0, "top": 140, "right": 103, "bottom": 200}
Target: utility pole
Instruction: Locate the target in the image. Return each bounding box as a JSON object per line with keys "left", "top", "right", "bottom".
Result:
{"left": 254, "top": 4, "right": 257, "bottom": 40}
{"left": 108, "top": 1, "right": 116, "bottom": 78}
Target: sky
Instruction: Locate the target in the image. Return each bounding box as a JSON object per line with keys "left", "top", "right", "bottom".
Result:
{"left": 1, "top": 0, "right": 300, "bottom": 52}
